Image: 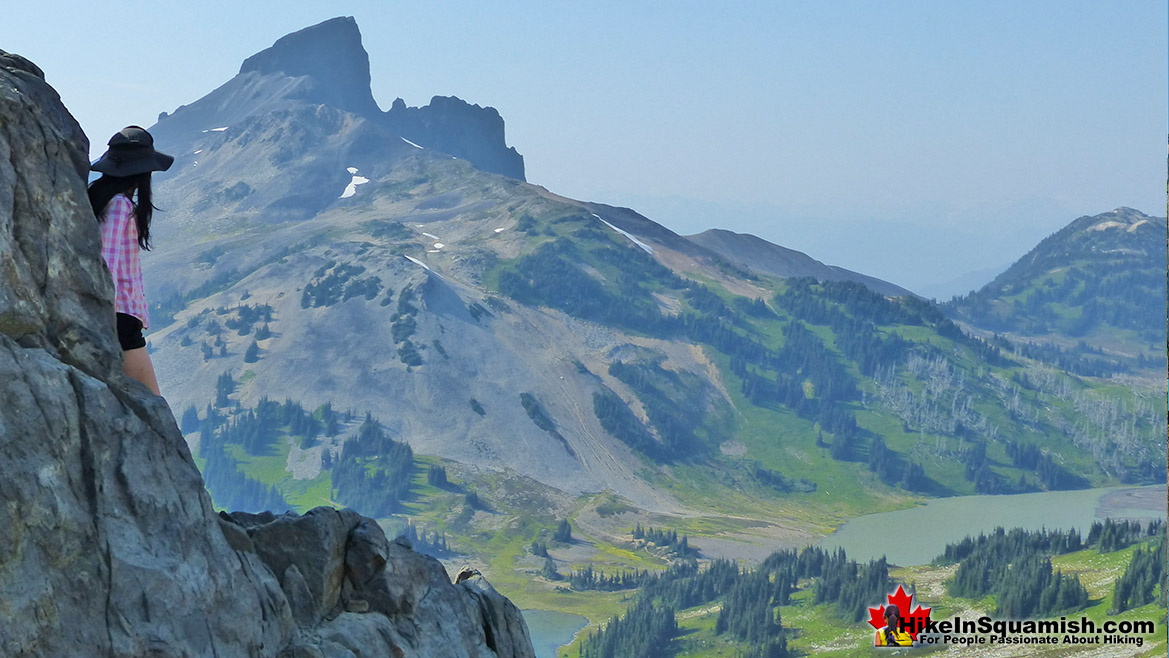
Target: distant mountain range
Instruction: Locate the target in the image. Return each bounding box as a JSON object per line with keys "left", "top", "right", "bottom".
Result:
{"left": 140, "top": 17, "right": 1164, "bottom": 530}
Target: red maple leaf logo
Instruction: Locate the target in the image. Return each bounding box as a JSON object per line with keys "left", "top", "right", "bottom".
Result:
{"left": 866, "top": 584, "right": 932, "bottom": 642}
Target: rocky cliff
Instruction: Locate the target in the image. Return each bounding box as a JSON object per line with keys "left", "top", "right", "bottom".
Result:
{"left": 239, "top": 16, "right": 381, "bottom": 118}
{"left": 152, "top": 17, "right": 525, "bottom": 181}
{"left": 0, "top": 49, "right": 534, "bottom": 658}
{"left": 385, "top": 95, "right": 525, "bottom": 181}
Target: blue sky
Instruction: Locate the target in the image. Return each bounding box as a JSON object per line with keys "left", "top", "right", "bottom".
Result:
{"left": 5, "top": 1, "right": 1165, "bottom": 295}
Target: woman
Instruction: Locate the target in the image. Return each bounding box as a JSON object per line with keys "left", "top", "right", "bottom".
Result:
{"left": 874, "top": 604, "right": 913, "bottom": 647}
{"left": 89, "top": 126, "right": 174, "bottom": 396}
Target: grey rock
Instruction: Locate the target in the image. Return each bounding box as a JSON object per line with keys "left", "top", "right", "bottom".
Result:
{"left": 345, "top": 517, "right": 390, "bottom": 589}
{"left": 217, "top": 513, "right": 255, "bottom": 552}
{"left": 243, "top": 507, "right": 360, "bottom": 620}
{"left": 0, "top": 49, "right": 118, "bottom": 380}
{"left": 283, "top": 643, "right": 327, "bottom": 658}
{"left": 283, "top": 564, "right": 317, "bottom": 626}
{"left": 460, "top": 575, "right": 538, "bottom": 658}
{"left": 344, "top": 599, "right": 370, "bottom": 613}
{"left": 0, "top": 49, "right": 533, "bottom": 658}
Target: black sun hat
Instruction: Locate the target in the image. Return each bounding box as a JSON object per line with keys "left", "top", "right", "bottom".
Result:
{"left": 90, "top": 125, "right": 174, "bottom": 176}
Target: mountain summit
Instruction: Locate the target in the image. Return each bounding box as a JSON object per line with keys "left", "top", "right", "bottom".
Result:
{"left": 152, "top": 17, "right": 523, "bottom": 182}
{"left": 946, "top": 207, "right": 1164, "bottom": 366}
{"left": 239, "top": 16, "right": 380, "bottom": 117}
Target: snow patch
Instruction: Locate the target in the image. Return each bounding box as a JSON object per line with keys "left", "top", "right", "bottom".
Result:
{"left": 592, "top": 214, "right": 654, "bottom": 254}
{"left": 339, "top": 174, "right": 370, "bottom": 199}
{"left": 401, "top": 137, "right": 424, "bottom": 149}
{"left": 404, "top": 255, "right": 431, "bottom": 271}
{"left": 193, "top": 150, "right": 203, "bottom": 155}
{"left": 422, "top": 232, "right": 439, "bottom": 240}
{"left": 202, "top": 126, "right": 228, "bottom": 133}
{"left": 1087, "top": 220, "right": 1126, "bottom": 231}
{"left": 433, "top": 243, "right": 445, "bottom": 249}
{"left": 347, "top": 166, "right": 359, "bottom": 174}
{"left": 416, "top": 224, "right": 425, "bottom": 228}
{"left": 494, "top": 227, "right": 507, "bottom": 233}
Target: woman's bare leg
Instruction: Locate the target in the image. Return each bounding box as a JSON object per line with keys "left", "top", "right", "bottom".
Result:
{"left": 123, "top": 347, "right": 162, "bottom": 396}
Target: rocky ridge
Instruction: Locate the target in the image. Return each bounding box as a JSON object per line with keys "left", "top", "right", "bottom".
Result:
{"left": 0, "top": 48, "right": 533, "bottom": 658}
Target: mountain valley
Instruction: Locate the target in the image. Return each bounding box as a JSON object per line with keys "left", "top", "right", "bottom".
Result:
{"left": 126, "top": 17, "right": 1167, "bottom": 658}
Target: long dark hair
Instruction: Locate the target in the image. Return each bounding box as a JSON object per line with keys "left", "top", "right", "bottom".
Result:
{"left": 88, "top": 173, "right": 155, "bottom": 250}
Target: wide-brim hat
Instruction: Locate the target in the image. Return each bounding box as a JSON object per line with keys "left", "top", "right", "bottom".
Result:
{"left": 90, "top": 125, "right": 174, "bottom": 176}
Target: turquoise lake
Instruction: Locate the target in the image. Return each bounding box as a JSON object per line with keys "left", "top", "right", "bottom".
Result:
{"left": 819, "top": 484, "right": 1166, "bottom": 566}
{"left": 523, "top": 609, "right": 588, "bottom": 658}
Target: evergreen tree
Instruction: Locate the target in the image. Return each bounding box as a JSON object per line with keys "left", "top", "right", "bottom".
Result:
{"left": 1111, "top": 529, "right": 1167, "bottom": 613}
{"left": 426, "top": 465, "right": 448, "bottom": 488}
{"left": 541, "top": 557, "right": 561, "bottom": 581}
{"left": 215, "top": 372, "right": 235, "bottom": 407}
{"left": 179, "top": 405, "right": 200, "bottom": 434}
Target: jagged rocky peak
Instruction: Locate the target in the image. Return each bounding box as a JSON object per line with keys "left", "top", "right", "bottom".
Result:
{"left": 0, "top": 50, "right": 534, "bottom": 658}
{"left": 153, "top": 16, "right": 525, "bottom": 181}
{"left": 240, "top": 16, "right": 380, "bottom": 116}
{"left": 386, "top": 95, "right": 526, "bottom": 180}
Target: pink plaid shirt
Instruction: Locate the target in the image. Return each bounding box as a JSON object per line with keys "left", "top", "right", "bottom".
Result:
{"left": 99, "top": 194, "right": 150, "bottom": 329}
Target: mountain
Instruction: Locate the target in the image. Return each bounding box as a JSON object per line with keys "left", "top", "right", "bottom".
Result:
{"left": 152, "top": 17, "right": 522, "bottom": 185}
{"left": 685, "top": 228, "right": 915, "bottom": 298}
{"left": 0, "top": 48, "right": 533, "bottom": 658}
{"left": 945, "top": 207, "right": 1166, "bottom": 374}
{"left": 237, "top": 15, "right": 380, "bottom": 116}
{"left": 137, "top": 17, "right": 1163, "bottom": 562}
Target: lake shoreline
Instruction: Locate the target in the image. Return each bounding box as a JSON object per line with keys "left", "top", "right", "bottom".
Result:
{"left": 818, "top": 484, "right": 1166, "bottom": 567}
{"left": 1097, "top": 484, "right": 1167, "bottom": 517}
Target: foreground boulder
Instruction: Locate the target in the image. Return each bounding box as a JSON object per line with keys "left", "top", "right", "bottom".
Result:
{"left": 0, "top": 49, "right": 534, "bottom": 658}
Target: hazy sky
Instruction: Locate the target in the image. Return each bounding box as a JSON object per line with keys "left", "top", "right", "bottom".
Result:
{"left": 5, "top": 1, "right": 1165, "bottom": 295}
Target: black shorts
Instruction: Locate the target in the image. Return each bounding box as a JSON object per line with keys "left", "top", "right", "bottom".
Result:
{"left": 116, "top": 313, "right": 147, "bottom": 351}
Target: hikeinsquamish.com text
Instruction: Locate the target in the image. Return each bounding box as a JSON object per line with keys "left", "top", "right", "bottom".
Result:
{"left": 905, "top": 616, "right": 1154, "bottom": 648}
